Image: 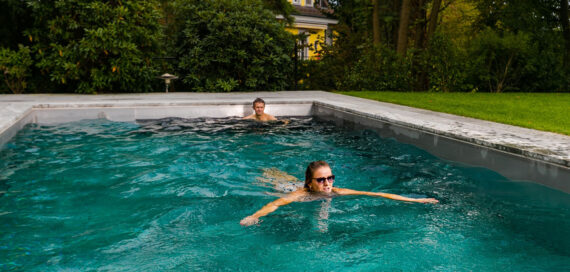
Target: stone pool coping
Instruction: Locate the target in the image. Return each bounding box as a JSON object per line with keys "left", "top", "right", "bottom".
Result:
{"left": 1, "top": 91, "right": 569, "bottom": 191}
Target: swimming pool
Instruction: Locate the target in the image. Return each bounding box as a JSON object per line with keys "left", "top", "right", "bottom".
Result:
{"left": 1, "top": 118, "right": 568, "bottom": 270}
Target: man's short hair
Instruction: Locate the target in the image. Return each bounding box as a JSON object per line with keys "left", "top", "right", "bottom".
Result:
{"left": 253, "top": 98, "right": 265, "bottom": 106}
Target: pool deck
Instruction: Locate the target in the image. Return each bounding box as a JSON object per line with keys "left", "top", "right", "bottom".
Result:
{"left": 1, "top": 91, "right": 569, "bottom": 190}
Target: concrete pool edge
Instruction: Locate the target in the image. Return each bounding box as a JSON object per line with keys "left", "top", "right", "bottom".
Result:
{"left": 313, "top": 101, "right": 569, "bottom": 167}
{"left": 1, "top": 91, "right": 569, "bottom": 192}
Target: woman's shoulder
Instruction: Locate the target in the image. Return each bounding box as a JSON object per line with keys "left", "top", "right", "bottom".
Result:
{"left": 331, "top": 187, "right": 353, "bottom": 195}
{"left": 291, "top": 188, "right": 309, "bottom": 195}
{"left": 283, "top": 188, "right": 309, "bottom": 199}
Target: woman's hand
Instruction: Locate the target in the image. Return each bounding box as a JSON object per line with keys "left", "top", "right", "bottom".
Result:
{"left": 240, "top": 216, "right": 260, "bottom": 226}
{"left": 239, "top": 195, "right": 298, "bottom": 226}
{"left": 416, "top": 198, "right": 439, "bottom": 204}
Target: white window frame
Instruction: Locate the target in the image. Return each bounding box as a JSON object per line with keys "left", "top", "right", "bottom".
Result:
{"left": 306, "top": 0, "right": 313, "bottom": 6}
{"left": 325, "top": 28, "right": 333, "bottom": 46}
{"left": 292, "top": 0, "right": 301, "bottom": 5}
{"left": 298, "top": 30, "right": 309, "bottom": 60}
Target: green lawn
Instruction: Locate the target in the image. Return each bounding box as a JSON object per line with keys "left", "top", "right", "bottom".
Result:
{"left": 336, "top": 91, "right": 570, "bottom": 136}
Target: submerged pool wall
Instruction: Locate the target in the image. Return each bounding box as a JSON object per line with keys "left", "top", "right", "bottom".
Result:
{"left": 0, "top": 101, "right": 314, "bottom": 147}
{"left": 1, "top": 92, "right": 569, "bottom": 193}
{"left": 19, "top": 103, "right": 314, "bottom": 124}
{"left": 313, "top": 102, "right": 570, "bottom": 193}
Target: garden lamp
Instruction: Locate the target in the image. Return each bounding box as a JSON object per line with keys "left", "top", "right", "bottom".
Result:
{"left": 159, "top": 73, "right": 178, "bottom": 93}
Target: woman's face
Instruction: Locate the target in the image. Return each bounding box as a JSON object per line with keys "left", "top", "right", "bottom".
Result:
{"left": 309, "top": 166, "right": 334, "bottom": 193}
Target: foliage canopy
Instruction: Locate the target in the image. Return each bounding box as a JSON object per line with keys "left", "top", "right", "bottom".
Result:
{"left": 1, "top": 0, "right": 569, "bottom": 93}
{"left": 21, "top": 0, "right": 164, "bottom": 94}
{"left": 171, "top": 0, "right": 295, "bottom": 92}
{"left": 300, "top": 0, "right": 570, "bottom": 93}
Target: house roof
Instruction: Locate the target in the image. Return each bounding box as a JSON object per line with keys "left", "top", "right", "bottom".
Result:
{"left": 292, "top": 5, "right": 329, "bottom": 18}
{"left": 277, "top": 2, "right": 337, "bottom": 27}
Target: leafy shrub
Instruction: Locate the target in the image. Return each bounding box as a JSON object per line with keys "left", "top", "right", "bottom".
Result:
{"left": 296, "top": 34, "right": 355, "bottom": 91}
{"left": 172, "top": 0, "right": 295, "bottom": 92}
{"left": 340, "top": 44, "right": 413, "bottom": 91}
{"left": 422, "top": 34, "right": 471, "bottom": 92}
{"left": 516, "top": 32, "right": 569, "bottom": 92}
{"left": 0, "top": 45, "right": 32, "bottom": 94}
{"left": 25, "top": 0, "right": 163, "bottom": 93}
{"left": 466, "top": 28, "right": 533, "bottom": 92}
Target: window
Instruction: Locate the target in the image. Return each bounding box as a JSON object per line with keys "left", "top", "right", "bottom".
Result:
{"left": 306, "top": 0, "right": 313, "bottom": 6}
{"left": 292, "top": 0, "right": 301, "bottom": 5}
{"left": 325, "top": 29, "right": 333, "bottom": 46}
{"left": 297, "top": 30, "right": 309, "bottom": 60}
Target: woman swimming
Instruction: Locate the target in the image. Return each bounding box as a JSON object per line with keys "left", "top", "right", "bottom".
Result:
{"left": 240, "top": 160, "right": 439, "bottom": 226}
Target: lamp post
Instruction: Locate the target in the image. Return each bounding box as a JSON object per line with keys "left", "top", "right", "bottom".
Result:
{"left": 158, "top": 73, "right": 178, "bottom": 93}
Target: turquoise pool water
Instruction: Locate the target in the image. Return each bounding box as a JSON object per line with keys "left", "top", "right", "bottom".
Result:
{"left": 0, "top": 117, "right": 569, "bottom": 271}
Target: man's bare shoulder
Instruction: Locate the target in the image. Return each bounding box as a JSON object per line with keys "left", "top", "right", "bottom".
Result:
{"left": 243, "top": 114, "right": 256, "bottom": 120}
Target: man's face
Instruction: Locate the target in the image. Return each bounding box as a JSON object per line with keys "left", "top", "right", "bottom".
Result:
{"left": 253, "top": 102, "right": 265, "bottom": 116}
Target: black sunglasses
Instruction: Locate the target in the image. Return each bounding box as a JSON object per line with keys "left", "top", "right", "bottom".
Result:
{"left": 313, "top": 175, "right": 335, "bottom": 183}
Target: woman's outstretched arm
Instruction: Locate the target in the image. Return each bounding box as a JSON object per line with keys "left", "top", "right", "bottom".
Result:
{"left": 240, "top": 190, "right": 304, "bottom": 226}
{"left": 333, "top": 188, "right": 438, "bottom": 204}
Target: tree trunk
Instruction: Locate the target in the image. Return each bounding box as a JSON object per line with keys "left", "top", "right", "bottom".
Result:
{"left": 561, "top": 0, "right": 570, "bottom": 68}
{"left": 413, "top": 0, "right": 426, "bottom": 49}
{"left": 373, "top": 0, "right": 381, "bottom": 45}
{"left": 410, "top": 0, "right": 428, "bottom": 91}
{"left": 390, "top": 0, "right": 401, "bottom": 49}
{"left": 496, "top": 53, "right": 514, "bottom": 93}
{"left": 397, "top": 0, "right": 412, "bottom": 55}
{"left": 426, "top": 0, "right": 442, "bottom": 44}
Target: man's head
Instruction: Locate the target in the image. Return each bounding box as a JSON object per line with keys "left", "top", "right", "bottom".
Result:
{"left": 252, "top": 98, "right": 266, "bottom": 116}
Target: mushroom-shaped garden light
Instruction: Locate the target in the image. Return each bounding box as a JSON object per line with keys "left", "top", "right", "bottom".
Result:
{"left": 158, "top": 73, "right": 178, "bottom": 93}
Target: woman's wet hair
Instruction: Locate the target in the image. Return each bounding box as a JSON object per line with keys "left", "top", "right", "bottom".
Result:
{"left": 304, "top": 160, "right": 330, "bottom": 189}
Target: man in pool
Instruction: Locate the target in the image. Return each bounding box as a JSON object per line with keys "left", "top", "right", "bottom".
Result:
{"left": 243, "top": 98, "right": 278, "bottom": 122}
{"left": 240, "top": 160, "right": 439, "bottom": 226}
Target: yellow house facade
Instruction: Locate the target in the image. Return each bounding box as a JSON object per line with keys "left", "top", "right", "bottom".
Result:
{"left": 281, "top": 0, "right": 338, "bottom": 60}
